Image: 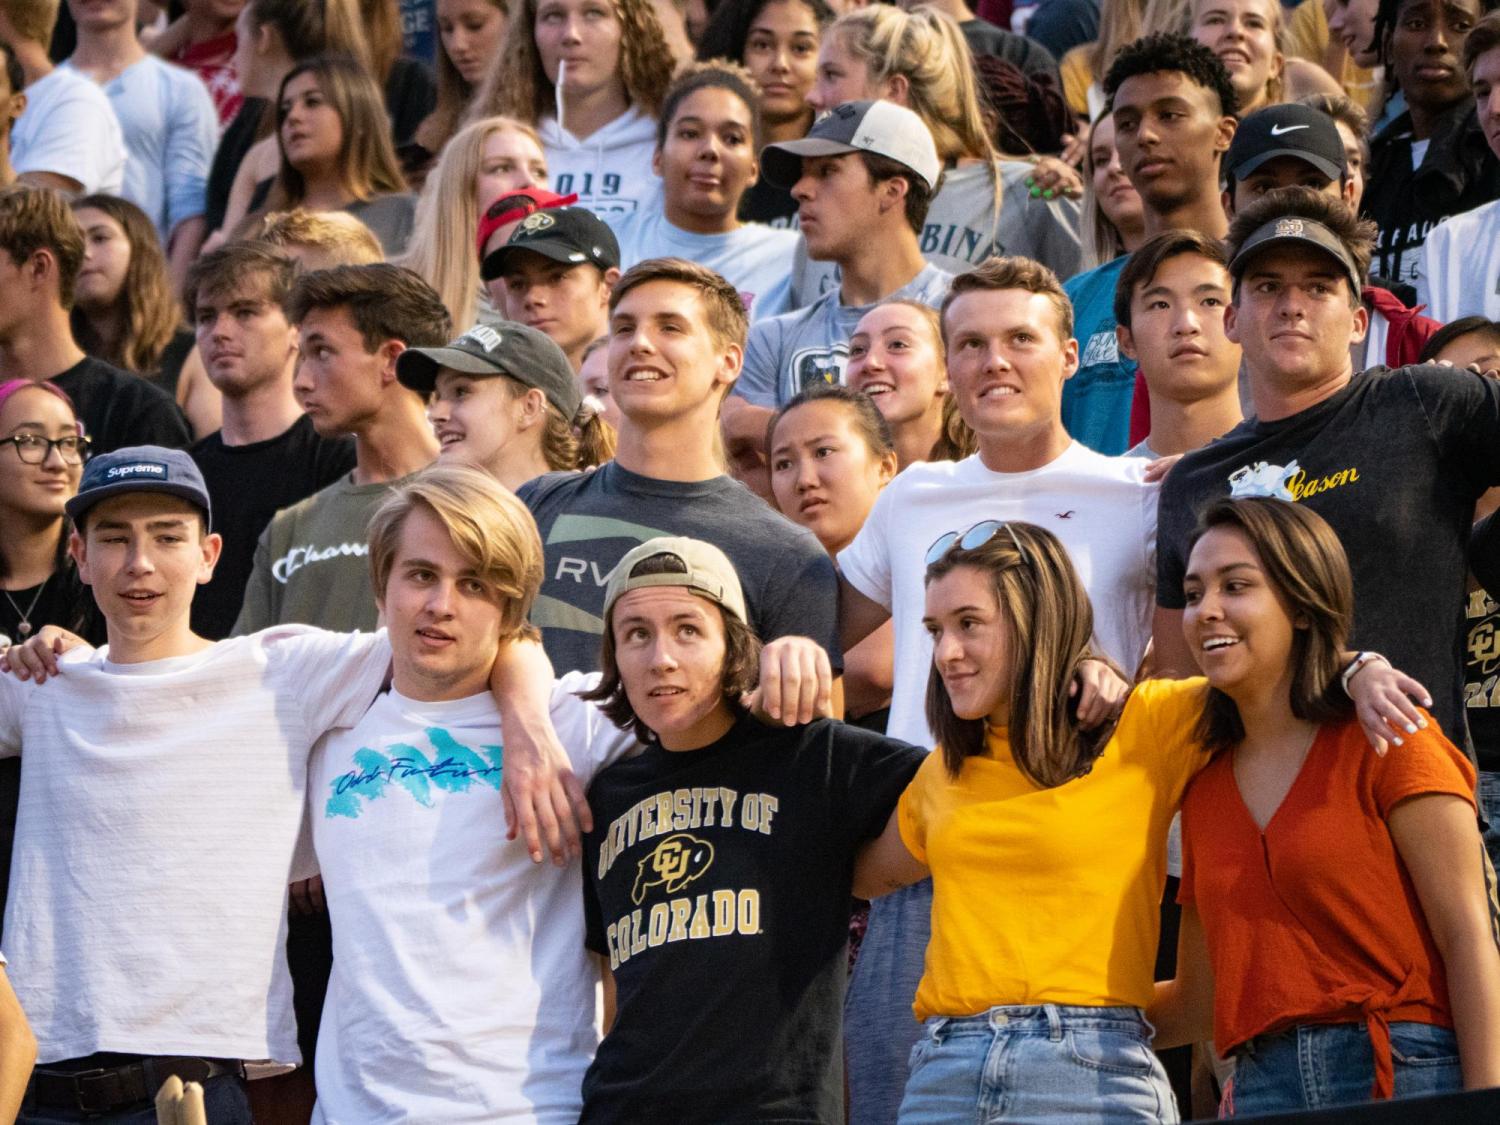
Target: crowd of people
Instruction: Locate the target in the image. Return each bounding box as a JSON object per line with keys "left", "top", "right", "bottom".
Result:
{"left": 0, "top": 0, "right": 1497, "bottom": 1121}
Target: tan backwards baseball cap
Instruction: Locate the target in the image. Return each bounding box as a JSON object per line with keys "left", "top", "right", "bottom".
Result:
{"left": 602, "top": 537, "right": 747, "bottom": 625}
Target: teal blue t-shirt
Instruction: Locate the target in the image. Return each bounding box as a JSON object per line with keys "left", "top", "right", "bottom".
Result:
{"left": 1062, "top": 255, "right": 1134, "bottom": 455}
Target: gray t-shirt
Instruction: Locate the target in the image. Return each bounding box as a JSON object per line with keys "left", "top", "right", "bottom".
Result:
{"left": 518, "top": 461, "right": 842, "bottom": 674}
{"left": 233, "top": 471, "right": 412, "bottom": 635}
{"left": 789, "top": 161, "right": 1083, "bottom": 307}
{"left": 735, "top": 263, "right": 953, "bottom": 407}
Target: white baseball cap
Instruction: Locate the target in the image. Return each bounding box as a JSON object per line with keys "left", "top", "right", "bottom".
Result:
{"left": 760, "top": 100, "right": 943, "bottom": 192}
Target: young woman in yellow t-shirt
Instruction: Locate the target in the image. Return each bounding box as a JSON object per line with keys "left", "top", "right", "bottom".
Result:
{"left": 852, "top": 517, "right": 1418, "bottom": 1123}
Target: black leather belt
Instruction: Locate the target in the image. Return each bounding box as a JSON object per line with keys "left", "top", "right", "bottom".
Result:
{"left": 26, "top": 1055, "right": 245, "bottom": 1115}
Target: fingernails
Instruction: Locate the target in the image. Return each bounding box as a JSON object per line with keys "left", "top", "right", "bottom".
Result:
{"left": 1405, "top": 723, "right": 1418, "bottom": 734}
{"left": 1029, "top": 186, "right": 1040, "bottom": 197}
{"left": 1025, "top": 177, "right": 1035, "bottom": 188}
{"left": 1419, "top": 718, "right": 1428, "bottom": 728}
{"left": 1043, "top": 189, "right": 1055, "bottom": 199}
{"left": 1393, "top": 736, "right": 1404, "bottom": 746}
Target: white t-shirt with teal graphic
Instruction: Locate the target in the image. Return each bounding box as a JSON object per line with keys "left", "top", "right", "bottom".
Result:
{"left": 308, "top": 673, "right": 635, "bottom": 1123}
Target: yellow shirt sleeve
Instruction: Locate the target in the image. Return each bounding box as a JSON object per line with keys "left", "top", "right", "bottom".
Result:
{"left": 1113, "top": 677, "right": 1213, "bottom": 796}
{"left": 1060, "top": 46, "right": 1094, "bottom": 119}
{"left": 896, "top": 750, "right": 945, "bottom": 865}
{"left": 1285, "top": 0, "right": 1328, "bottom": 63}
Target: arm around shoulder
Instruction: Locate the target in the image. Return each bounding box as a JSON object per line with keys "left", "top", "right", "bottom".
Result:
{"left": 853, "top": 805, "right": 928, "bottom": 900}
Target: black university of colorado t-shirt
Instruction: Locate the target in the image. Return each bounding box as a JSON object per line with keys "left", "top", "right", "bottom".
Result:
{"left": 580, "top": 715, "right": 923, "bottom": 1124}
{"left": 1158, "top": 364, "right": 1500, "bottom": 750}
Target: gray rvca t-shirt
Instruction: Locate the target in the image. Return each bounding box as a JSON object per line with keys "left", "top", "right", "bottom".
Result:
{"left": 518, "top": 461, "right": 843, "bottom": 674}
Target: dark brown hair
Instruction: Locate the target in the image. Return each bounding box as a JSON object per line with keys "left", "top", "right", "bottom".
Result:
{"left": 857, "top": 151, "right": 936, "bottom": 235}
{"left": 1185, "top": 497, "right": 1355, "bottom": 755}
{"left": 185, "top": 242, "right": 298, "bottom": 323}
{"left": 766, "top": 382, "right": 895, "bottom": 465}
{"left": 924, "top": 521, "right": 1120, "bottom": 785}
{"left": 288, "top": 263, "right": 452, "bottom": 350}
{"left": 1113, "top": 228, "right": 1230, "bottom": 330}
{"left": 580, "top": 551, "right": 762, "bottom": 743}
{"left": 1464, "top": 8, "right": 1500, "bottom": 73}
{"left": 1224, "top": 186, "right": 1375, "bottom": 306}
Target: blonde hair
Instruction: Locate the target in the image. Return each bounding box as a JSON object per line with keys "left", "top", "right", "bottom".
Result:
{"left": 1080, "top": 111, "right": 1126, "bottom": 269}
{"left": 252, "top": 208, "right": 385, "bottom": 265}
{"left": 403, "top": 116, "right": 544, "bottom": 328}
{"left": 359, "top": 0, "right": 405, "bottom": 82}
{"left": 829, "top": 5, "right": 996, "bottom": 166}
{"left": 0, "top": 0, "right": 57, "bottom": 44}
{"left": 1188, "top": 0, "right": 1286, "bottom": 108}
{"left": 465, "top": 0, "right": 675, "bottom": 126}
{"left": 1084, "top": 0, "right": 1147, "bottom": 90}
{"left": 367, "top": 463, "right": 544, "bottom": 643}
{"left": 491, "top": 374, "right": 619, "bottom": 469}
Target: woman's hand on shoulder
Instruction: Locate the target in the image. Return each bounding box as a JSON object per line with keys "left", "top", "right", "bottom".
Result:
{"left": 1071, "top": 658, "right": 1128, "bottom": 728}
{"left": 1345, "top": 655, "right": 1432, "bottom": 756}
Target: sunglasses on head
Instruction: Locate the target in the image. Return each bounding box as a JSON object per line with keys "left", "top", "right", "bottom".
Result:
{"left": 925, "top": 519, "right": 1034, "bottom": 569}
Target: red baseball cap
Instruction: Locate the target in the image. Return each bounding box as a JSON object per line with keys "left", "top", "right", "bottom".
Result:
{"left": 475, "top": 188, "right": 578, "bottom": 263}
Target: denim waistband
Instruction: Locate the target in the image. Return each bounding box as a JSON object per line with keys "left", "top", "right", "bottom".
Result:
{"left": 926, "top": 1004, "right": 1154, "bottom": 1042}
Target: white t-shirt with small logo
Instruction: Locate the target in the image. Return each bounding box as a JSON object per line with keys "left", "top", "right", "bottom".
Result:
{"left": 839, "top": 445, "right": 1158, "bottom": 749}
{"left": 308, "top": 673, "right": 636, "bottom": 1124}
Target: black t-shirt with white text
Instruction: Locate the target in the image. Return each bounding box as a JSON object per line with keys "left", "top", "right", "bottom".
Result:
{"left": 1158, "top": 365, "right": 1500, "bottom": 749}
{"left": 190, "top": 416, "right": 355, "bottom": 639}
{"left": 580, "top": 716, "right": 923, "bottom": 1124}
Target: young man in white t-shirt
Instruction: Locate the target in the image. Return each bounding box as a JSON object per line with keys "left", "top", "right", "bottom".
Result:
{"left": 0, "top": 449, "right": 586, "bottom": 1122}
{"left": 835, "top": 255, "right": 1158, "bottom": 1125}
{"left": 0, "top": 0, "right": 125, "bottom": 195}
{"left": 1418, "top": 12, "right": 1500, "bottom": 321}
{"left": 305, "top": 465, "right": 635, "bottom": 1124}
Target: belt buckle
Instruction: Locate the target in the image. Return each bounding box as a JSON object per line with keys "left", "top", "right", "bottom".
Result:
{"left": 74, "top": 1066, "right": 140, "bottom": 1115}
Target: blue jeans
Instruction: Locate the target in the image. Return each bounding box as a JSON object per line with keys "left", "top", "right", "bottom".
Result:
{"left": 1478, "top": 770, "right": 1500, "bottom": 878}
{"left": 1225, "top": 1022, "right": 1461, "bottom": 1116}
{"left": 847, "top": 880, "right": 932, "bottom": 1125}
{"left": 897, "top": 1004, "right": 1179, "bottom": 1124}
{"left": 20, "top": 1075, "right": 252, "bottom": 1124}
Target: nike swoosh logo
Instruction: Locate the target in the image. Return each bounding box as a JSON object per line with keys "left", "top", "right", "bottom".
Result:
{"left": 1269, "top": 124, "right": 1309, "bottom": 136}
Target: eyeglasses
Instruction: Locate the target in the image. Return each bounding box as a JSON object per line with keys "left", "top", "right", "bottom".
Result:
{"left": 925, "top": 519, "right": 1034, "bottom": 569}
{"left": 3, "top": 433, "right": 90, "bottom": 465}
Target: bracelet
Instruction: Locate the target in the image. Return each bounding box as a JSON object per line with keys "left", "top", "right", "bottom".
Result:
{"left": 1340, "top": 651, "right": 1389, "bottom": 696}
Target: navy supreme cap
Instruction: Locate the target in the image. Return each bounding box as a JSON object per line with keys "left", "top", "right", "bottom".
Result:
{"left": 65, "top": 446, "right": 212, "bottom": 530}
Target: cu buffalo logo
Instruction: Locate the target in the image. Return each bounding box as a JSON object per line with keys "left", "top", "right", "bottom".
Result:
{"left": 632, "top": 833, "right": 715, "bottom": 905}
